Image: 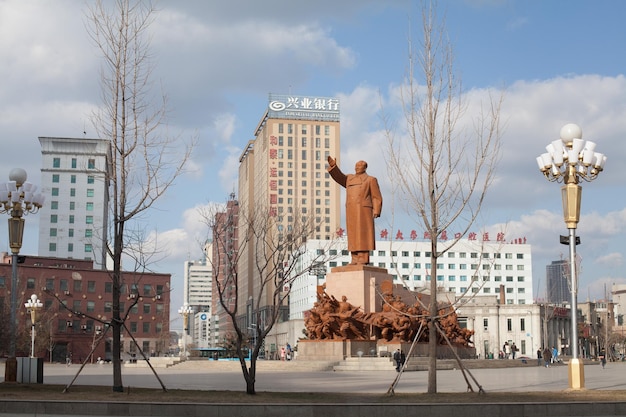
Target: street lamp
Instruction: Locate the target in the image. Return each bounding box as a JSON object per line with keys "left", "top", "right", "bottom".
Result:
{"left": 537, "top": 123, "right": 607, "bottom": 390}
{"left": 24, "top": 294, "right": 43, "bottom": 358}
{"left": 178, "top": 304, "right": 193, "bottom": 359}
{"left": 0, "top": 168, "right": 44, "bottom": 381}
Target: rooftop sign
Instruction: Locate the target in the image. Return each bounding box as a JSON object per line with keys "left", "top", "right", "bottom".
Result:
{"left": 268, "top": 94, "right": 340, "bottom": 122}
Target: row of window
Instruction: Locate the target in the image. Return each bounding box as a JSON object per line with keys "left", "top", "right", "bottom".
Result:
{"left": 272, "top": 149, "right": 331, "bottom": 162}
{"left": 62, "top": 299, "right": 165, "bottom": 315}
{"left": 50, "top": 228, "right": 93, "bottom": 238}
{"left": 50, "top": 201, "right": 95, "bottom": 211}
{"left": 25, "top": 278, "right": 164, "bottom": 296}
{"left": 52, "top": 157, "right": 96, "bottom": 169}
{"left": 50, "top": 215, "right": 95, "bottom": 224}
{"left": 57, "top": 319, "right": 163, "bottom": 334}
{"left": 276, "top": 123, "right": 332, "bottom": 136}
{"left": 483, "top": 317, "right": 528, "bottom": 332}
{"left": 50, "top": 187, "right": 96, "bottom": 197}
{"left": 48, "top": 242, "right": 92, "bottom": 253}
{"left": 273, "top": 135, "right": 333, "bottom": 148}
{"left": 51, "top": 174, "right": 96, "bottom": 184}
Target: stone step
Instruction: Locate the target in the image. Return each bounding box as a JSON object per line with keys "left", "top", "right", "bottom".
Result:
{"left": 333, "top": 357, "right": 460, "bottom": 372}
{"left": 170, "top": 358, "right": 339, "bottom": 371}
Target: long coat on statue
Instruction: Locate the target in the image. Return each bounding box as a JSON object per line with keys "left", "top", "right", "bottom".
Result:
{"left": 328, "top": 165, "right": 382, "bottom": 252}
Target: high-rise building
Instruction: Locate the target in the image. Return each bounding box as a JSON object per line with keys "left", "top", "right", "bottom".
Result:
{"left": 546, "top": 260, "right": 570, "bottom": 304}
{"left": 236, "top": 94, "right": 341, "bottom": 326}
{"left": 182, "top": 243, "right": 213, "bottom": 348}
{"left": 38, "top": 137, "right": 111, "bottom": 268}
{"left": 183, "top": 253, "right": 212, "bottom": 311}
{"left": 210, "top": 194, "right": 239, "bottom": 347}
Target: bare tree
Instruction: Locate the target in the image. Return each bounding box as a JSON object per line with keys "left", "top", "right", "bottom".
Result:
{"left": 86, "top": 0, "right": 194, "bottom": 392}
{"left": 383, "top": 2, "right": 503, "bottom": 393}
{"left": 201, "top": 198, "right": 339, "bottom": 395}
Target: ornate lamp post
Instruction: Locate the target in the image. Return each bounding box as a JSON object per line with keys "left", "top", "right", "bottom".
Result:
{"left": 0, "top": 168, "right": 44, "bottom": 381}
{"left": 178, "top": 304, "right": 193, "bottom": 359}
{"left": 536, "top": 123, "right": 606, "bottom": 389}
{"left": 24, "top": 294, "right": 43, "bottom": 358}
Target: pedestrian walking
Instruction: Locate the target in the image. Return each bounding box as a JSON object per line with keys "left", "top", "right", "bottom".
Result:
{"left": 543, "top": 347, "right": 552, "bottom": 368}
{"left": 537, "top": 348, "right": 542, "bottom": 366}
{"left": 599, "top": 349, "right": 606, "bottom": 369}
{"left": 393, "top": 349, "right": 402, "bottom": 372}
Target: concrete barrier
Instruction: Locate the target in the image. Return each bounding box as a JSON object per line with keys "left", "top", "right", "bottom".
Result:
{"left": 1, "top": 399, "right": 626, "bottom": 417}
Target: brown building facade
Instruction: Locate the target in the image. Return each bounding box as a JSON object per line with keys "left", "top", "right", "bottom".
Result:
{"left": 0, "top": 254, "right": 170, "bottom": 363}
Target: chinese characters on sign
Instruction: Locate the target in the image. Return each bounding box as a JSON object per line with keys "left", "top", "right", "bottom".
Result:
{"left": 376, "top": 229, "right": 527, "bottom": 244}
{"left": 268, "top": 94, "right": 340, "bottom": 122}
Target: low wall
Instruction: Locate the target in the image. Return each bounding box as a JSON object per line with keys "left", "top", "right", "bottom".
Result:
{"left": 1, "top": 400, "right": 626, "bottom": 417}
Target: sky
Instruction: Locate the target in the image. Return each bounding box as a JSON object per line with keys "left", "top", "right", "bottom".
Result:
{"left": 1, "top": 0, "right": 626, "bottom": 328}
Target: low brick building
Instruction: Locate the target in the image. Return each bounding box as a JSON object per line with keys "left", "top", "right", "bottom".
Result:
{"left": 0, "top": 253, "right": 170, "bottom": 363}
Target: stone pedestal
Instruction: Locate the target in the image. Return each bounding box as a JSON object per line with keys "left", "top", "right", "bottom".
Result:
{"left": 324, "top": 265, "right": 392, "bottom": 314}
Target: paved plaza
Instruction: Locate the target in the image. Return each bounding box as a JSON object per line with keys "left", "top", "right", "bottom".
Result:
{"left": 2, "top": 360, "right": 626, "bottom": 416}
{"left": 13, "top": 359, "right": 626, "bottom": 394}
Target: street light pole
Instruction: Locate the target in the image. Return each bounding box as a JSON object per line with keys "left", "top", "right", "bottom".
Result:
{"left": 24, "top": 294, "right": 43, "bottom": 358}
{"left": 537, "top": 123, "right": 606, "bottom": 390}
{"left": 0, "top": 168, "right": 44, "bottom": 381}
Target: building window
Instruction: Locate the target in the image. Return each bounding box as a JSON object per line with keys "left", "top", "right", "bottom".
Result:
{"left": 507, "top": 318, "right": 512, "bottom": 331}
{"left": 69, "top": 202, "right": 75, "bottom": 210}
{"left": 50, "top": 201, "right": 58, "bottom": 210}
{"left": 85, "top": 244, "right": 92, "bottom": 253}
{"left": 104, "top": 302, "right": 112, "bottom": 312}
{"left": 70, "top": 175, "right": 76, "bottom": 184}
{"left": 73, "top": 300, "right": 81, "bottom": 311}
{"left": 69, "top": 215, "right": 74, "bottom": 224}
{"left": 520, "top": 318, "right": 526, "bottom": 332}
{"left": 71, "top": 158, "right": 77, "bottom": 168}
{"left": 143, "top": 304, "right": 151, "bottom": 314}
{"left": 87, "top": 301, "right": 95, "bottom": 312}
{"left": 51, "top": 188, "right": 59, "bottom": 196}
{"left": 143, "top": 284, "right": 152, "bottom": 296}
{"left": 50, "top": 228, "right": 57, "bottom": 237}
{"left": 86, "top": 216, "right": 93, "bottom": 224}
{"left": 143, "top": 323, "right": 150, "bottom": 333}
{"left": 73, "top": 280, "right": 82, "bottom": 292}
{"left": 52, "top": 174, "right": 60, "bottom": 183}
{"left": 105, "top": 282, "right": 112, "bottom": 293}
{"left": 45, "top": 278, "right": 54, "bottom": 291}
{"left": 53, "top": 158, "right": 61, "bottom": 168}
{"left": 130, "top": 322, "right": 138, "bottom": 333}
{"left": 67, "top": 243, "right": 73, "bottom": 252}
{"left": 88, "top": 159, "right": 95, "bottom": 169}
{"left": 87, "top": 281, "right": 96, "bottom": 293}
{"left": 87, "top": 189, "right": 94, "bottom": 197}
{"left": 87, "top": 175, "right": 95, "bottom": 184}
{"left": 85, "top": 229, "right": 93, "bottom": 238}
{"left": 483, "top": 318, "right": 488, "bottom": 330}
{"left": 26, "top": 278, "right": 35, "bottom": 289}
{"left": 70, "top": 188, "right": 76, "bottom": 197}
{"left": 68, "top": 228, "right": 74, "bottom": 237}
{"left": 49, "top": 243, "right": 56, "bottom": 252}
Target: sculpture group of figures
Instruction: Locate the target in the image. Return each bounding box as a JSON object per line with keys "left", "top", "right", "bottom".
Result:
{"left": 304, "top": 291, "right": 474, "bottom": 346}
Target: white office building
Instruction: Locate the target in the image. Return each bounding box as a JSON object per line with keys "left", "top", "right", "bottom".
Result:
{"left": 289, "top": 238, "right": 534, "bottom": 320}
{"left": 38, "top": 137, "right": 111, "bottom": 268}
{"left": 183, "top": 242, "right": 213, "bottom": 347}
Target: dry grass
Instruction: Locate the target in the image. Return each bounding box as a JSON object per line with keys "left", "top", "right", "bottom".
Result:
{"left": 1, "top": 384, "right": 626, "bottom": 404}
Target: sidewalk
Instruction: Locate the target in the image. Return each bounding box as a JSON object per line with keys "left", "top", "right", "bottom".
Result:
{"left": 19, "top": 358, "right": 623, "bottom": 393}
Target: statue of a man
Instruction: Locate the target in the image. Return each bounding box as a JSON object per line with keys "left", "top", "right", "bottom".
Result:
{"left": 327, "top": 156, "right": 382, "bottom": 265}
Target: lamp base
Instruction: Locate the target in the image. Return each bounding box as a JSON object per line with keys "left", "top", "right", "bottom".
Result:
{"left": 4, "top": 357, "right": 17, "bottom": 382}
{"left": 568, "top": 358, "right": 585, "bottom": 390}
